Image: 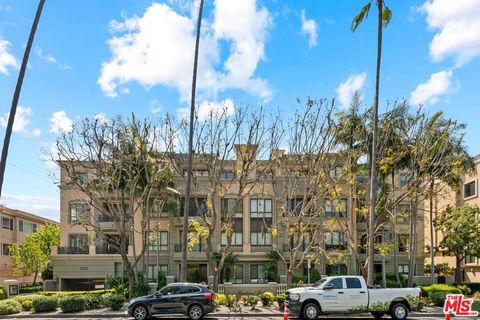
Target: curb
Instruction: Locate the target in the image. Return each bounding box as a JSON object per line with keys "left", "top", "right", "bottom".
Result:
{"left": 0, "top": 312, "right": 447, "bottom": 319}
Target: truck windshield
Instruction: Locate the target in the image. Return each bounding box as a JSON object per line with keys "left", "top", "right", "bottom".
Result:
{"left": 315, "top": 278, "right": 328, "bottom": 287}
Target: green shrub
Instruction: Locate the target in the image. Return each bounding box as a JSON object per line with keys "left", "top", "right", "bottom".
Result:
{"left": 259, "top": 291, "right": 274, "bottom": 306}
{"left": 41, "top": 289, "right": 114, "bottom": 296}
{"left": 430, "top": 292, "right": 448, "bottom": 307}
{"left": 84, "top": 294, "right": 102, "bottom": 310}
{"left": 292, "top": 275, "right": 307, "bottom": 285}
{"left": 0, "top": 288, "right": 5, "bottom": 300}
{"left": 473, "top": 291, "right": 480, "bottom": 301}
{"left": 157, "top": 271, "right": 167, "bottom": 290}
{"left": 241, "top": 295, "right": 260, "bottom": 310}
{"left": 106, "top": 275, "right": 129, "bottom": 298}
{"left": 0, "top": 299, "right": 21, "bottom": 315}
{"left": 374, "top": 273, "right": 408, "bottom": 288}
{"left": 214, "top": 293, "right": 227, "bottom": 306}
{"left": 41, "top": 264, "right": 54, "bottom": 281}
{"left": 32, "top": 295, "right": 58, "bottom": 312}
{"left": 472, "top": 300, "right": 480, "bottom": 312}
{"left": 59, "top": 295, "right": 86, "bottom": 313}
{"left": 311, "top": 269, "right": 321, "bottom": 284}
{"left": 456, "top": 284, "right": 472, "bottom": 295}
{"left": 13, "top": 295, "right": 42, "bottom": 311}
{"left": 105, "top": 293, "right": 125, "bottom": 311}
{"left": 19, "top": 285, "right": 43, "bottom": 294}
{"left": 421, "top": 284, "right": 461, "bottom": 298}
{"left": 225, "top": 295, "right": 238, "bottom": 308}
{"left": 276, "top": 294, "right": 286, "bottom": 310}
{"left": 134, "top": 281, "right": 150, "bottom": 297}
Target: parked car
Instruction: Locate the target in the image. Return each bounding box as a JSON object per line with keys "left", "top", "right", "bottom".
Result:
{"left": 286, "top": 275, "right": 422, "bottom": 320}
{"left": 127, "top": 282, "right": 215, "bottom": 320}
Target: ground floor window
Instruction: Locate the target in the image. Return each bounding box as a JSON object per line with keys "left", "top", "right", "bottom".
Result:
{"left": 221, "top": 264, "right": 243, "bottom": 284}
{"left": 398, "top": 264, "right": 409, "bottom": 274}
{"left": 148, "top": 264, "right": 168, "bottom": 282}
{"left": 250, "top": 264, "right": 267, "bottom": 284}
{"left": 325, "top": 264, "right": 347, "bottom": 276}
{"left": 465, "top": 255, "right": 477, "bottom": 264}
{"left": 184, "top": 264, "right": 208, "bottom": 284}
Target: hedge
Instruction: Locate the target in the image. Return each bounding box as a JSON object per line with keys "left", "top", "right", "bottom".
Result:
{"left": 41, "top": 289, "right": 114, "bottom": 297}
{"left": 59, "top": 295, "right": 86, "bottom": 313}
{"left": 19, "top": 285, "right": 43, "bottom": 294}
{"left": 0, "top": 288, "right": 5, "bottom": 300}
{"left": 84, "top": 294, "right": 103, "bottom": 310}
{"left": 32, "top": 296, "right": 58, "bottom": 312}
{"left": 421, "top": 284, "right": 461, "bottom": 297}
{"left": 104, "top": 293, "right": 125, "bottom": 311}
{"left": 13, "top": 294, "right": 43, "bottom": 311}
{"left": 0, "top": 299, "right": 21, "bottom": 315}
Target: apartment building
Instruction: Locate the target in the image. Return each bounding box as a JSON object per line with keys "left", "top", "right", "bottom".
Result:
{"left": 51, "top": 146, "right": 425, "bottom": 290}
{"left": 0, "top": 205, "right": 58, "bottom": 283}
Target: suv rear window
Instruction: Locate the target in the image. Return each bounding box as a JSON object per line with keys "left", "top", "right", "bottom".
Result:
{"left": 186, "top": 286, "right": 202, "bottom": 293}
{"left": 346, "top": 278, "right": 362, "bottom": 289}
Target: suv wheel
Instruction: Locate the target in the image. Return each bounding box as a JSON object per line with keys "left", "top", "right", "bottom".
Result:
{"left": 371, "top": 311, "right": 385, "bottom": 318}
{"left": 390, "top": 302, "right": 408, "bottom": 320}
{"left": 188, "top": 304, "right": 204, "bottom": 320}
{"left": 302, "top": 302, "right": 319, "bottom": 320}
{"left": 133, "top": 305, "right": 148, "bottom": 320}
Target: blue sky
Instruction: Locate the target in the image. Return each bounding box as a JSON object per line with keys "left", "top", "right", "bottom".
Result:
{"left": 0, "top": 0, "right": 479, "bottom": 221}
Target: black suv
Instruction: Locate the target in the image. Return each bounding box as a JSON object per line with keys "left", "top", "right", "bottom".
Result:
{"left": 127, "top": 283, "right": 215, "bottom": 320}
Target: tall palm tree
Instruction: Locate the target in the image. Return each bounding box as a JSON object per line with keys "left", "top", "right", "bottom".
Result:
{"left": 180, "top": 0, "right": 206, "bottom": 282}
{"left": 351, "top": 0, "right": 392, "bottom": 286}
{"left": 0, "top": 0, "right": 46, "bottom": 196}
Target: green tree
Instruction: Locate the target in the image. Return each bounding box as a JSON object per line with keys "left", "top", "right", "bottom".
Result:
{"left": 435, "top": 205, "right": 480, "bottom": 283}
{"left": 351, "top": 0, "right": 392, "bottom": 286}
{"left": 9, "top": 223, "right": 59, "bottom": 284}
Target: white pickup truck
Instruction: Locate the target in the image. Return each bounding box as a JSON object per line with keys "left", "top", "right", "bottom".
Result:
{"left": 286, "top": 276, "right": 422, "bottom": 320}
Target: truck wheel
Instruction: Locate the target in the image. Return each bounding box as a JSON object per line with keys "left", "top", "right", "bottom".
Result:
{"left": 371, "top": 311, "right": 384, "bottom": 318}
{"left": 302, "top": 302, "right": 319, "bottom": 320}
{"left": 390, "top": 302, "right": 408, "bottom": 320}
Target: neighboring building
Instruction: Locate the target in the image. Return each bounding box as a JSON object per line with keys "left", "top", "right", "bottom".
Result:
{"left": 51, "top": 146, "right": 425, "bottom": 290}
{"left": 0, "top": 205, "right": 58, "bottom": 283}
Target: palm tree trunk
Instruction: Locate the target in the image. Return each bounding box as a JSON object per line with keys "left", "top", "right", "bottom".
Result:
{"left": 429, "top": 179, "right": 435, "bottom": 284}
{"left": 367, "top": 0, "right": 384, "bottom": 287}
{"left": 180, "top": 0, "right": 205, "bottom": 282}
{"left": 0, "top": 0, "right": 46, "bottom": 196}
{"left": 391, "top": 172, "right": 400, "bottom": 285}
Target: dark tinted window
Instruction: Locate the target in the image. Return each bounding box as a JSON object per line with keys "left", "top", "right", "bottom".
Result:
{"left": 186, "top": 286, "right": 202, "bottom": 293}
{"left": 160, "top": 286, "right": 180, "bottom": 295}
{"left": 346, "top": 278, "right": 362, "bottom": 289}
{"left": 328, "top": 278, "right": 343, "bottom": 289}
{"left": 464, "top": 180, "right": 476, "bottom": 199}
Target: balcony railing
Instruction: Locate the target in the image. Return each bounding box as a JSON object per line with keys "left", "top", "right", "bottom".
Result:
{"left": 57, "top": 246, "right": 89, "bottom": 254}
{"left": 174, "top": 244, "right": 205, "bottom": 252}
{"left": 95, "top": 246, "right": 123, "bottom": 254}
{"left": 97, "top": 215, "right": 114, "bottom": 222}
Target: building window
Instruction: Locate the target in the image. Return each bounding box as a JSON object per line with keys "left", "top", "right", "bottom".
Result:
{"left": 398, "top": 264, "right": 409, "bottom": 274}
{"left": 222, "top": 264, "right": 243, "bottom": 284}
{"left": 325, "top": 231, "right": 346, "bottom": 250}
{"left": 464, "top": 180, "right": 477, "bottom": 199}
{"left": 250, "top": 198, "right": 272, "bottom": 246}
{"left": 286, "top": 198, "right": 311, "bottom": 216}
{"left": 465, "top": 255, "right": 477, "bottom": 264}
{"left": 2, "top": 217, "right": 13, "bottom": 230}
{"left": 148, "top": 231, "right": 168, "bottom": 251}
{"left": 399, "top": 174, "right": 410, "bottom": 187}
{"left": 147, "top": 264, "right": 168, "bottom": 282}
{"left": 398, "top": 234, "right": 410, "bottom": 253}
{"left": 325, "top": 198, "right": 347, "bottom": 218}
{"left": 219, "top": 170, "right": 235, "bottom": 180}
{"left": 2, "top": 243, "right": 10, "bottom": 256}
{"left": 257, "top": 169, "right": 274, "bottom": 180}
{"left": 74, "top": 172, "right": 87, "bottom": 184}
{"left": 19, "top": 220, "right": 37, "bottom": 233}
{"left": 69, "top": 234, "right": 88, "bottom": 249}
{"left": 184, "top": 170, "right": 209, "bottom": 177}
{"left": 250, "top": 264, "right": 267, "bottom": 284}
{"left": 180, "top": 198, "right": 207, "bottom": 217}
{"left": 151, "top": 200, "right": 170, "bottom": 218}
{"left": 396, "top": 204, "right": 410, "bottom": 224}
{"left": 326, "top": 264, "right": 347, "bottom": 276}
{"left": 329, "top": 166, "right": 342, "bottom": 179}
{"left": 69, "top": 202, "right": 90, "bottom": 223}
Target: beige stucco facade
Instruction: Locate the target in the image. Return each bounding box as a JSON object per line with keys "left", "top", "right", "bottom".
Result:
{"left": 0, "top": 205, "right": 58, "bottom": 283}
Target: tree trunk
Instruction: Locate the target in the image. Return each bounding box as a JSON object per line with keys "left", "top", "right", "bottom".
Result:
{"left": 429, "top": 179, "right": 435, "bottom": 284}
{"left": 391, "top": 173, "right": 400, "bottom": 286}
{"left": 367, "top": 0, "right": 384, "bottom": 286}
{"left": 180, "top": 0, "right": 205, "bottom": 283}
{"left": 407, "top": 191, "right": 418, "bottom": 287}
{"left": 0, "top": 0, "right": 46, "bottom": 196}
{"left": 33, "top": 268, "right": 39, "bottom": 285}
{"left": 455, "top": 256, "right": 462, "bottom": 284}
{"left": 287, "top": 267, "right": 293, "bottom": 288}
{"left": 382, "top": 254, "right": 386, "bottom": 288}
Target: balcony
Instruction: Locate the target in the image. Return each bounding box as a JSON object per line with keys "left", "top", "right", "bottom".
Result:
{"left": 95, "top": 246, "right": 124, "bottom": 254}
{"left": 174, "top": 244, "right": 205, "bottom": 252}
{"left": 57, "top": 246, "right": 89, "bottom": 254}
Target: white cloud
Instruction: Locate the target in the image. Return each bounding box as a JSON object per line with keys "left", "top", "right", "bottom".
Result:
{"left": 197, "top": 98, "right": 234, "bottom": 120}
{"left": 35, "top": 47, "right": 71, "bottom": 70}
{"left": 420, "top": 0, "right": 480, "bottom": 66}
{"left": 410, "top": 70, "right": 455, "bottom": 105}
{"left": 98, "top": 1, "right": 272, "bottom": 102}
{"left": 32, "top": 128, "right": 41, "bottom": 137}
{"left": 1, "top": 193, "right": 59, "bottom": 221}
{"left": 0, "top": 106, "right": 32, "bottom": 133}
{"left": 0, "top": 40, "right": 18, "bottom": 75}
{"left": 300, "top": 10, "right": 318, "bottom": 48}
{"left": 149, "top": 100, "right": 162, "bottom": 113}
{"left": 93, "top": 113, "right": 108, "bottom": 124}
{"left": 49, "top": 110, "right": 73, "bottom": 133}
{"left": 336, "top": 72, "right": 367, "bottom": 106}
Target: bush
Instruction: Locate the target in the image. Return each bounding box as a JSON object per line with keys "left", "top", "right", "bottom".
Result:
{"left": 41, "top": 264, "right": 54, "bottom": 281}
{"left": 311, "top": 269, "right": 321, "bottom": 284}
{"left": 473, "top": 291, "right": 480, "bottom": 301}
{"left": 472, "top": 300, "right": 480, "bottom": 312}
{"left": 259, "top": 291, "right": 275, "bottom": 306}
{"left": 456, "top": 284, "right": 472, "bottom": 295}
{"left": 0, "top": 288, "right": 5, "bottom": 300}
{"left": 0, "top": 299, "right": 21, "bottom": 315}
{"left": 214, "top": 293, "right": 227, "bottom": 306}
{"left": 421, "top": 284, "right": 461, "bottom": 298}
{"left": 292, "top": 275, "right": 307, "bottom": 285}
{"left": 157, "top": 271, "right": 167, "bottom": 290}
{"left": 84, "top": 294, "right": 102, "bottom": 310}
{"left": 59, "top": 295, "right": 86, "bottom": 313}
{"left": 241, "top": 295, "right": 260, "bottom": 310}
{"left": 13, "top": 294, "right": 43, "bottom": 311}
{"left": 104, "top": 293, "right": 125, "bottom": 311}
{"left": 41, "top": 289, "right": 114, "bottom": 297}
{"left": 226, "top": 295, "right": 238, "bottom": 309}
{"left": 32, "top": 295, "right": 58, "bottom": 312}
{"left": 19, "top": 285, "right": 43, "bottom": 294}
{"left": 374, "top": 273, "right": 408, "bottom": 288}
{"left": 106, "top": 275, "right": 129, "bottom": 298}
{"left": 276, "top": 294, "right": 286, "bottom": 310}
{"left": 430, "top": 292, "right": 448, "bottom": 307}
{"left": 134, "top": 281, "right": 150, "bottom": 297}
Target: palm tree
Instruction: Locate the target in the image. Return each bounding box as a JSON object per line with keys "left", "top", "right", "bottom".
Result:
{"left": 351, "top": 0, "right": 392, "bottom": 286}
{"left": 0, "top": 0, "right": 46, "bottom": 196}
{"left": 180, "top": 0, "right": 205, "bottom": 282}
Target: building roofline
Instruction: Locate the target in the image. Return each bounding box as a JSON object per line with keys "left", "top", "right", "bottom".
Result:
{"left": 0, "top": 205, "right": 58, "bottom": 224}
